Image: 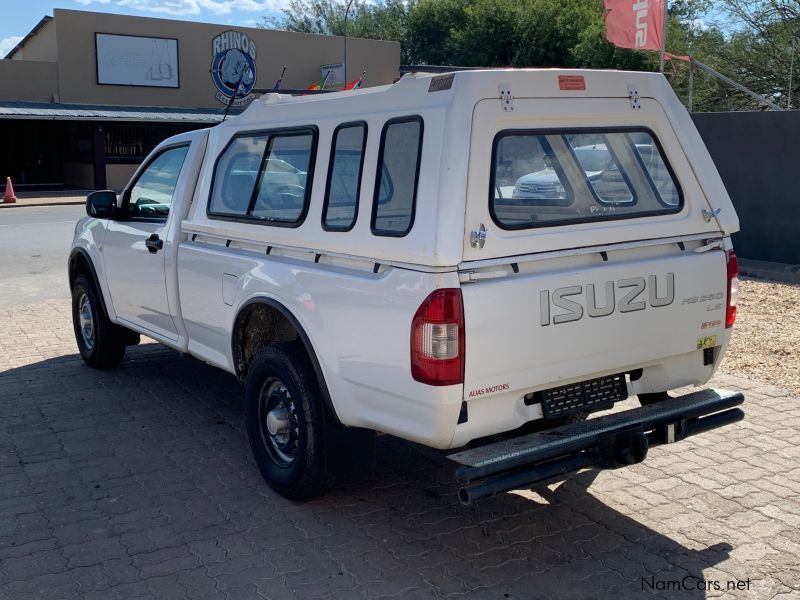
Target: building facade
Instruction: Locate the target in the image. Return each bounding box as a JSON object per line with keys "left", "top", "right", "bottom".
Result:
{"left": 0, "top": 9, "right": 400, "bottom": 190}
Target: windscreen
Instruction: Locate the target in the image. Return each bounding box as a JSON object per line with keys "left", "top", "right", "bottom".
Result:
{"left": 491, "top": 129, "right": 682, "bottom": 229}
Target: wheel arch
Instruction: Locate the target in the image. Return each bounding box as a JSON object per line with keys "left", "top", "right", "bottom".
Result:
{"left": 231, "top": 296, "right": 341, "bottom": 425}
{"left": 68, "top": 248, "right": 112, "bottom": 320}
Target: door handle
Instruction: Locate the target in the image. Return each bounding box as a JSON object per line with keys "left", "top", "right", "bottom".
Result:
{"left": 145, "top": 234, "right": 163, "bottom": 254}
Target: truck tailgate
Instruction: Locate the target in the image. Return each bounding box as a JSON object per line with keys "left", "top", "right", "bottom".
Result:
{"left": 461, "top": 244, "right": 728, "bottom": 400}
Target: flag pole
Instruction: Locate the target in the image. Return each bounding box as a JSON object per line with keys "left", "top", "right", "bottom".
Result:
{"left": 274, "top": 65, "right": 287, "bottom": 91}
{"left": 659, "top": 0, "right": 668, "bottom": 72}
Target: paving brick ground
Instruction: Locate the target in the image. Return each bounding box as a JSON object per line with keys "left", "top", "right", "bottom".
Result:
{"left": 1, "top": 299, "right": 798, "bottom": 599}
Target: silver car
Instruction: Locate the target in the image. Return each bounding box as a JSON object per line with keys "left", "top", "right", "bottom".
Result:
{"left": 511, "top": 144, "right": 610, "bottom": 202}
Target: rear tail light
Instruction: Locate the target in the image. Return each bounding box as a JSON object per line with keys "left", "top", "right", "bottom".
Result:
{"left": 726, "top": 249, "right": 739, "bottom": 328}
{"left": 411, "top": 289, "right": 465, "bottom": 386}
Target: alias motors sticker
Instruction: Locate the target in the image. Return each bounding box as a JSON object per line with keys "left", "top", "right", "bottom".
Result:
{"left": 211, "top": 30, "right": 257, "bottom": 106}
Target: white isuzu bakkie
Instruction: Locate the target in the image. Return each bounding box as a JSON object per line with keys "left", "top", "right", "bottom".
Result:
{"left": 69, "top": 69, "right": 745, "bottom": 504}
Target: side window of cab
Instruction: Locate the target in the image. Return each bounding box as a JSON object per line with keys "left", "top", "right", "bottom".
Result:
{"left": 123, "top": 144, "right": 191, "bottom": 220}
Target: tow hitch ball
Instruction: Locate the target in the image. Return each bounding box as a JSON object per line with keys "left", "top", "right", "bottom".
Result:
{"left": 598, "top": 425, "right": 649, "bottom": 468}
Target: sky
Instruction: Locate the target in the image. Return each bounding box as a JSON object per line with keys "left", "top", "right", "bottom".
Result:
{"left": 0, "top": 0, "right": 291, "bottom": 58}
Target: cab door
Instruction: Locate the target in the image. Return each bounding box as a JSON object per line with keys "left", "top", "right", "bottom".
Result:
{"left": 102, "top": 143, "right": 191, "bottom": 341}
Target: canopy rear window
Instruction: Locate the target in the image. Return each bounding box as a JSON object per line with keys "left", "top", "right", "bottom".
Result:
{"left": 490, "top": 128, "right": 682, "bottom": 229}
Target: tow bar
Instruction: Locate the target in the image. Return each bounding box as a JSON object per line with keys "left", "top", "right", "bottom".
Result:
{"left": 448, "top": 388, "right": 744, "bottom": 505}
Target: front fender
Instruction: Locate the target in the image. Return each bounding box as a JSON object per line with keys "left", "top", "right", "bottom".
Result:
{"left": 68, "top": 218, "right": 115, "bottom": 321}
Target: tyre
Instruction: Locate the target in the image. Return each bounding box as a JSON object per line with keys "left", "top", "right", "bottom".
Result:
{"left": 71, "top": 273, "right": 128, "bottom": 369}
{"left": 245, "top": 343, "right": 333, "bottom": 500}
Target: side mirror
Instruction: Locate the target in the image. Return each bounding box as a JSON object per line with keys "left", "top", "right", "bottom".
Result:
{"left": 86, "top": 190, "right": 117, "bottom": 219}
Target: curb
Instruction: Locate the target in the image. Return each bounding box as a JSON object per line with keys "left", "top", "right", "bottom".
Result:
{"left": 0, "top": 201, "right": 85, "bottom": 209}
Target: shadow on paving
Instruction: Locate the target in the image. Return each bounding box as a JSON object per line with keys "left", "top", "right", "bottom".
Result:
{"left": 0, "top": 344, "right": 733, "bottom": 599}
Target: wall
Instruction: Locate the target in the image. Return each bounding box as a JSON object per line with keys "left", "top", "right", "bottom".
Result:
{"left": 52, "top": 8, "right": 401, "bottom": 109}
{"left": 0, "top": 60, "right": 58, "bottom": 102}
{"left": 12, "top": 19, "right": 58, "bottom": 62}
{"left": 692, "top": 111, "right": 800, "bottom": 265}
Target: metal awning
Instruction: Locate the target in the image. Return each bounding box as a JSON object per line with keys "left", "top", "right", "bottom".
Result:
{"left": 0, "top": 101, "right": 229, "bottom": 123}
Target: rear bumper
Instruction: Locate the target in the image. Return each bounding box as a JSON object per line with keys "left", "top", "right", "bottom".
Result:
{"left": 448, "top": 388, "right": 744, "bottom": 505}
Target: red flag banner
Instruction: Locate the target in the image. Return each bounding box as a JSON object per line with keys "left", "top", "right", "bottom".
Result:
{"left": 604, "top": 0, "right": 665, "bottom": 51}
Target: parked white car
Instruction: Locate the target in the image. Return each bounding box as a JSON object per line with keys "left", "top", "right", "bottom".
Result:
{"left": 510, "top": 143, "right": 608, "bottom": 202}
{"left": 69, "top": 69, "right": 744, "bottom": 503}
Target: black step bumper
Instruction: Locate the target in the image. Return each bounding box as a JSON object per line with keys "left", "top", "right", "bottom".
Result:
{"left": 448, "top": 388, "right": 744, "bottom": 505}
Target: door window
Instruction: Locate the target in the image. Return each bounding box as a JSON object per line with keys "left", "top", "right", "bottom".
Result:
{"left": 127, "top": 144, "right": 190, "bottom": 220}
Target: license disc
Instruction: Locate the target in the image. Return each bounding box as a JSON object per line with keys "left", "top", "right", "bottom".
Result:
{"left": 697, "top": 335, "right": 717, "bottom": 350}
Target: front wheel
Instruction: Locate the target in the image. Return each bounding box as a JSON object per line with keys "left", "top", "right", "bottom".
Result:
{"left": 71, "top": 274, "right": 127, "bottom": 369}
{"left": 245, "top": 343, "right": 331, "bottom": 500}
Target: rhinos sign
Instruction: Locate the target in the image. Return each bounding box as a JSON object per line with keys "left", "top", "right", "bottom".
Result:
{"left": 211, "top": 30, "right": 258, "bottom": 107}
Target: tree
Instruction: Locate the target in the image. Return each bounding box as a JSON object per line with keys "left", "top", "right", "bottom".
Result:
{"left": 268, "top": 0, "right": 659, "bottom": 70}
{"left": 715, "top": 1, "right": 800, "bottom": 108}
{"left": 265, "top": 0, "right": 793, "bottom": 111}
{"left": 263, "top": 0, "right": 413, "bottom": 62}
{"left": 661, "top": 0, "right": 800, "bottom": 110}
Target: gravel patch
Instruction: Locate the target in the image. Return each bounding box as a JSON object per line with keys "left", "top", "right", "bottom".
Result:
{"left": 720, "top": 277, "right": 800, "bottom": 393}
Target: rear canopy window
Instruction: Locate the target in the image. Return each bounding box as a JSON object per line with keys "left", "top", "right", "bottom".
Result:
{"left": 208, "top": 128, "right": 316, "bottom": 226}
{"left": 371, "top": 116, "right": 423, "bottom": 237}
{"left": 491, "top": 129, "right": 682, "bottom": 229}
{"left": 323, "top": 123, "right": 367, "bottom": 231}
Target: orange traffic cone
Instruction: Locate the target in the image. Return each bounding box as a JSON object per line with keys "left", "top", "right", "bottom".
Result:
{"left": 3, "top": 177, "right": 17, "bottom": 204}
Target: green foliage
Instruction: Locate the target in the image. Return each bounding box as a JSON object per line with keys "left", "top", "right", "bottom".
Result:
{"left": 264, "top": 0, "right": 800, "bottom": 111}
{"left": 263, "top": 0, "right": 413, "bottom": 61}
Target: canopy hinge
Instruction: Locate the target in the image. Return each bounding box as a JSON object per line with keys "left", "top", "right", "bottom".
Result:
{"left": 628, "top": 84, "right": 641, "bottom": 110}
{"left": 499, "top": 84, "right": 514, "bottom": 112}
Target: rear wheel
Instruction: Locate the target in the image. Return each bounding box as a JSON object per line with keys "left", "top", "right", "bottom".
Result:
{"left": 71, "top": 273, "right": 128, "bottom": 369}
{"left": 245, "top": 343, "right": 333, "bottom": 500}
